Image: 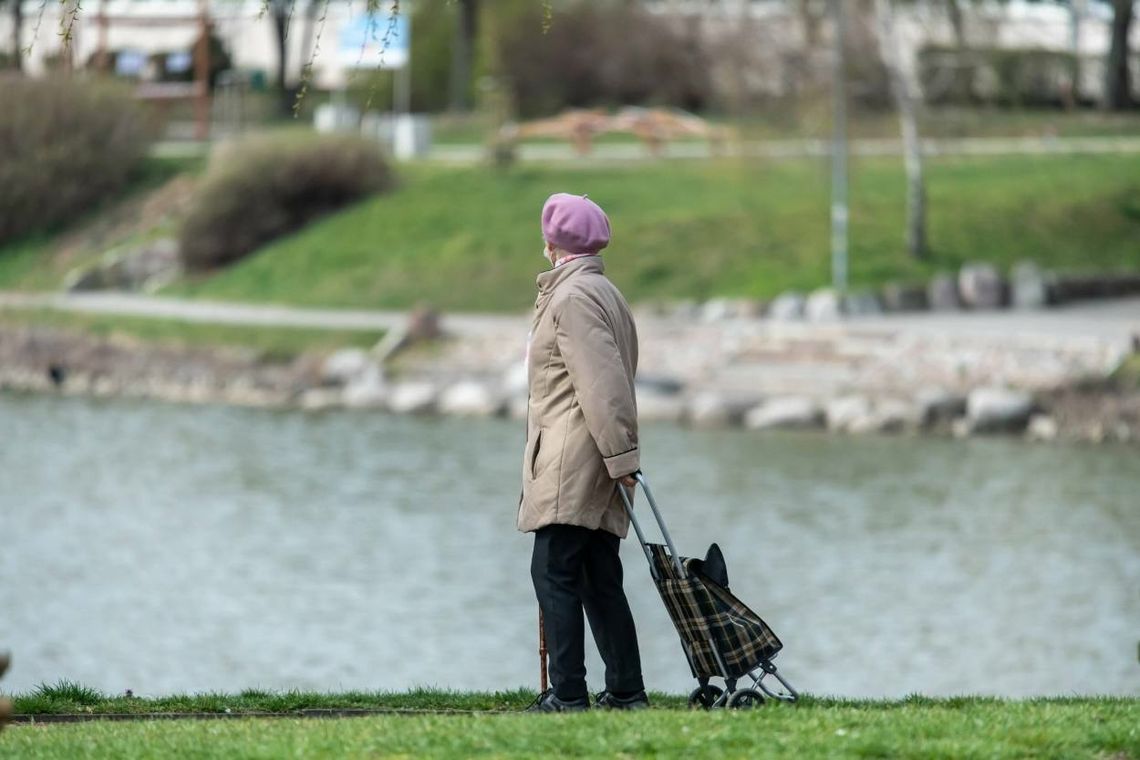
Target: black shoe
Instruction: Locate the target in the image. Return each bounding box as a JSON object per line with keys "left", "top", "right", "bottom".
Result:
{"left": 595, "top": 690, "right": 650, "bottom": 710}
{"left": 525, "top": 689, "right": 590, "bottom": 713}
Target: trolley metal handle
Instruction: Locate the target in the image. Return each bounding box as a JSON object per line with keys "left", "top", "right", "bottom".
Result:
{"left": 617, "top": 471, "right": 686, "bottom": 579}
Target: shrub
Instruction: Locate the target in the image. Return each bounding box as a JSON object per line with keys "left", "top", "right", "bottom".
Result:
{"left": 492, "top": 1, "right": 712, "bottom": 118}
{"left": 0, "top": 75, "right": 152, "bottom": 245}
{"left": 919, "top": 46, "right": 1080, "bottom": 107}
{"left": 179, "top": 133, "right": 393, "bottom": 271}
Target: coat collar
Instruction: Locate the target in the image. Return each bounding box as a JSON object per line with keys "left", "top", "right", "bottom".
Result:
{"left": 535, "top": 255, "right": 605, "bottom": 296}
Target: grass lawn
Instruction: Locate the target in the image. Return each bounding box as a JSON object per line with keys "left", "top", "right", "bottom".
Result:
{"left": 0, "top": 155, "right": 204, "bottom": 293}
{"left": 4, "top": 150, "right": 1140, "bottom": 315}
{"left": 0, "top": 309, "right": 384, "bottom": 360}
{"left": 4, "top": 687, "right": 1138, "bottom": 759}
{"left": 163, "top": 152, "right": 1140, "bottom": 312}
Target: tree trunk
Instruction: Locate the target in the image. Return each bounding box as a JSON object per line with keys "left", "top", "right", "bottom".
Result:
{"left": 874, "top": 0, "right": 928, "bottom": 261}
{"left": 944, "top": 0, "right": 969, "bottom": 101}
{"left": 271, "top": 0, "right": 293, "bottom": 117}
{"left": 1104, "top": 0, "right": 1134, "bottom": 110}
{"left": 299, "top": 0, "right": 317, "bottom": 74}
{"left": 449, "top": 0, "right": 478, "bottom": 112}
{"left": 797, "top": 0, "right": 822, "bottom": 46}
{"left": 10, "top": 0, "right": 23, "bottom": 72}
{"left": 1068, "top": 0, "right": 1086, "bottom": 106}
{"left": 945, "top": 0, "right": 965, "bottom": 48}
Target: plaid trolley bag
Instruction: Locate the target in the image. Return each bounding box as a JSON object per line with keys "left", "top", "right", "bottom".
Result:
{"left": 618, "top": 472, "right": 799, "bottom": 709}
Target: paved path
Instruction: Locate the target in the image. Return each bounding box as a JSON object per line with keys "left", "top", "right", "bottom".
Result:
{"left": 0, "top": 291, "right": 525, "bottom": 338}
{"left": 4, "top": 291, "right": 1137, "bottom": 394}
{"left": 3, "top": 290, "right": 1137, "bottom": 343}
{"left": 153, "top": 135, "right": 1140, "bottom": 164}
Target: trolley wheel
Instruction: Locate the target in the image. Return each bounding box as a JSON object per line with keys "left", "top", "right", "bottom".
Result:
{"left": 727, "top": 688, "right": 765, "bottom": 709}
{"left": 687, "top": 684, "right": 724, "bottom": 710}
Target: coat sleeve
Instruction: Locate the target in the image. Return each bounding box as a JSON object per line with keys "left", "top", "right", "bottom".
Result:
{"left": 553, "top": 294, "right": 639, "bottom": 479}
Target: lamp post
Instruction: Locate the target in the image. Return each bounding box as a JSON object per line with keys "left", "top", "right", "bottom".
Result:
{"left": 830, "top": 0, "right": 849, "bottom": 297}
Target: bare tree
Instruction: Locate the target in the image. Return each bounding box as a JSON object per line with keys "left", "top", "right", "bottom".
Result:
{"left": 6, "top": 0, "right": 22, "bottom": 71}
{"left": 449, "top": 0, "right": 478, "bottom": 112}
{"left": 1104, "top": 0, "right": 1135, "bottom": 110}
{"left": 268, "top": 0, "right": 295, "bottom": 117}
{"left": 944, "top": 0, "right": 970, "bottom": 101}
{"left": 874, "top": 0, "right": 928, "bottom": 260}
{"left": 797, "top": 0, "right": 824, "bottom": 46}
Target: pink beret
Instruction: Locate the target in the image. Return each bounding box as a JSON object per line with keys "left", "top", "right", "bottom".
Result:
{"left": 541, "top": 193, "right": 611, "bottom": 254}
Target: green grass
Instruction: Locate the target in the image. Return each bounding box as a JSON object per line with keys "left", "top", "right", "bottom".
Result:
{"left": 164, "top": 153, "right": 1140, "bottom": 312}
{"left": 0, "top": 155, "right": 204, "bottom": 292}
{"left": 1112, "top": 354, "right": 1140, "bottom": 391}
{"left": 0, "top": 308, "right": 384, "bottom": 360}
{"left": 4, "top": 688, "right": 1138, "bottom": 759}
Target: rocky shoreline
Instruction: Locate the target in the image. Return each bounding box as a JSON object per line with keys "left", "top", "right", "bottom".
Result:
{"left": 2, "top": 320, "right": 1137, "bottom": 445}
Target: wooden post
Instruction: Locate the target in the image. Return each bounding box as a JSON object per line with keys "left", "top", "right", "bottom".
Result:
{"left": 194, "top": 0, "right": 211, "bottom": 141}
{"left": 96, "top": 0, "right": 110, "bottom": 73}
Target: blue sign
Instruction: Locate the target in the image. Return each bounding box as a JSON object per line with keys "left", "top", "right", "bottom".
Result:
{"left": 339, "top": 13, "right": 409, "bottom": 69}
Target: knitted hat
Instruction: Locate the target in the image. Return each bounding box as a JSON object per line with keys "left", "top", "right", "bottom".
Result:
{"left": 541, "top": 193, "right": 611, "bottom": 254}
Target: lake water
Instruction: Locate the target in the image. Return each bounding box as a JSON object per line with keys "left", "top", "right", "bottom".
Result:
{"left": 1, "top": 393, "right": 1137, "bottom": 699}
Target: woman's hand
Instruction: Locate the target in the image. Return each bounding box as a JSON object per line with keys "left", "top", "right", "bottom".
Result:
{"left": 620, "top": 474, "right": 637, "bottom": 488}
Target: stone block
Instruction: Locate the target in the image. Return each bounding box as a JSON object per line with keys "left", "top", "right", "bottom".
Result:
{"left": 1010, "top": 260, "right": 1050, "bottom": 309}
{"left": 880, "top": 282, "right": 929, "bottom": 312}
{"left": 958, "top": 263, "right": 1006, "bottom": 309}
{"left": 927, "top": 274, "right": 961, "bottom": 311}
{"left": 439, "top": 381, "right": 503, "bottom": 417}
{"left": 744, "top": 397, "right": 823, "bottom": 430}
{"left": 768, "top": 292, "right": 806, "bottom": 321}
{"left": 805, "top": 288, "right": 842, "bottom": 322}
{"left": 966, "top": 387, "right": 1034, "bottom": 433}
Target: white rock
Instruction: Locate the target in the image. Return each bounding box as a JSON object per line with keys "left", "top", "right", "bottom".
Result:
{"left": 700, "top": 298, "right": 735, "bottom": 323}
{"left": 300, "top": 388, "right": 344, "bottom": 412}
{"left": 744, "top": 397, "right": 822, "bottom": 430}
{"left": 768, "top": 292, "right": 806, "bottom": 321}
{"left": 914, "top": 388, "right": 967, "bottom": 426}
{"left": 805, "top": 288, "right": 842, "bottom": 322}
{"left": 1011, "top": 260, "right": 1049, "bottom": 309}
{"left": 502, "top": 362, "right": 529, "bottom": 397}
{"left": 637, "top": 390, "right": 687, "bottom": 423}
{"left": 873, "top": 398, "right": 923, "bottom": 433}
{"left": 439, "top": 381, "right": 503, "bottom": 417}
{"left": 321, "top": 349, "right": 373, "bottom": 385}
{"left": 343, "top": 364, "right": 387, "bottom": 408}
{"left": 959, "top": 263, "right": 1006, "bottom": 309}
{"left": 508, "top": 395, "right": 530, "bottom": 421}
{"left": 686, "top": 392, "right": 754, "bottom": 428}
{"left": 844, "top": 291, "right": 883, "bottom": 317}
{"left": 927, "top": 274, "right": 961, "bottom": 311}
{"left": 687, "top": 392, "right": 732, "bottom": 428}
{"left": 966, "top": 387, "right": 1034, "bottom": 432}
{"left": 386, "top": 381, "right": 438, "bottom": 415}
{"left": 1026, "top": 414, "right": 1059, "bottom": 442}
{"left": 826, "top": 395, "right": 872, "bottom": 432}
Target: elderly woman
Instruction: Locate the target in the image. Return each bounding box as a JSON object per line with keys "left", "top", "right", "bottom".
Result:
{"left": 519, "top": 193, "right": 647, "bottom": 712}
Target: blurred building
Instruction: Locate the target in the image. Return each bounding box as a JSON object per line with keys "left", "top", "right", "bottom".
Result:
{"left": 1, "top": 0, "right": 1136, "bottom": 101}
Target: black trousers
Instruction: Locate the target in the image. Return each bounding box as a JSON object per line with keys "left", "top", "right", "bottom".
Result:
{"left": 531, "top": 523, "right": 644, "bottom": 701}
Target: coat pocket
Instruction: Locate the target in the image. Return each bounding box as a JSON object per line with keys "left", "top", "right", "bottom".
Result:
{"left": 528, "top": 429, "right": 542, "bottom": 480}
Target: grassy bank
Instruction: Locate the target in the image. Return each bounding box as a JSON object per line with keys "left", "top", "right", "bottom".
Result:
{"left": 3, "top": 152, "right": 1140, "bottom": 314}
{"left": 5, "top": 686, "right": 1138, "bottom": 759}
{"left": 0, "top": 309, "right": 383, "bottom": 361}
{"left": 166, "top": 153, "right": 1140, "bottom": 312}
{"left": 0, "top": 155, "right": 204, "bottom": 293}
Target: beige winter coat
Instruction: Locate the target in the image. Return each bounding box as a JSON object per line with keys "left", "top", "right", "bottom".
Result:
{"left": 517, "top": 256, "right": 639, "bottom": 538}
